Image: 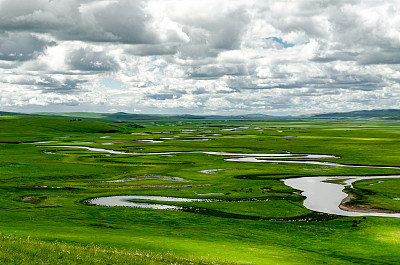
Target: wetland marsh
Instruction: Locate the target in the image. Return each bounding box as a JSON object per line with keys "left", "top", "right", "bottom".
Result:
{"left": 1, "top": 115, "right": 400, "bottom": 264}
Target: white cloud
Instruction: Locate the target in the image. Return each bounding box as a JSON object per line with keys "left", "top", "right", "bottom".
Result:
{"left": 0, "top": 0, "right": 399, "bottom": 115}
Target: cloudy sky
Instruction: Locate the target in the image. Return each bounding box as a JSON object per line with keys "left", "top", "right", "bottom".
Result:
{"left": 0, "top": 0, "right": 399, "bottom": 115}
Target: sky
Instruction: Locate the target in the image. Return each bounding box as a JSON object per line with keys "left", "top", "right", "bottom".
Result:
{"left": 0, "top": 0, "right": 400, "bottom": 116}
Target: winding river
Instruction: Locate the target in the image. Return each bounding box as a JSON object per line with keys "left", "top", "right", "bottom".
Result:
{"left": 226, "top": 157, "right": 400, "bottom": 169}
{"left": 40, "top": 145, "right": 400, "bottom": 170}
{"left": 88, "top": 195, "right": 211, "bottom": 210}
{"left": 284, "top": 175, "right": 400, "bottom": 217}
{"left": 37, "top": 144, "right": 400, "bottom": 217}
{"left": 40, "top": 145, "right": 338, "bottom": 159}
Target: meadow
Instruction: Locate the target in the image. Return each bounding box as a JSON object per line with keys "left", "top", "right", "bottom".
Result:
{"left": 0, "top": 114, "right": 400, "bottom": 264}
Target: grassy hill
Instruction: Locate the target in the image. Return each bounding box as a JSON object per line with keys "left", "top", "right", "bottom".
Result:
{"left": 4, "top": 109, "right": 400, "bottom": 121}
{"left": 311, "top": 109, "right": 400, "bottom": 119}
{"left": 0, "top": 116, "right": 132, "bottom": 142}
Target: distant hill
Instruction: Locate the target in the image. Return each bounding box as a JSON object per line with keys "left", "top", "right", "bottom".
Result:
{"left": 0, "top": 111, "right": 31, "bottom": 116}
{"left": 0, "top": 116, "right": 133, "bottom": 142}
{"left": 311, "top": 109, "right": 400, "bottom": 119}
{"left": 1, "top": 109, "right": 399, "bottom": 120}
{"left": 25, "top": 112, "right": 276, "bottom": 122}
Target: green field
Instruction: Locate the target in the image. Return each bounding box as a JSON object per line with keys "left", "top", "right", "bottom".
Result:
{"left": 1, "top": 114, "right": 400, "bottom": 264}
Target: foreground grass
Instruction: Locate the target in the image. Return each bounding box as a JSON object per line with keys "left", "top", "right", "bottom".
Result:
{"left": 2, "top": 115, "right": 400, "bottom": 264}
{"left": 0, "top": 234, "right": 228, "bottom": 265}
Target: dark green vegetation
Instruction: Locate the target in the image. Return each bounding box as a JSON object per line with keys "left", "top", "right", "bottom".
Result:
{"left": 310, "top": 109, "right": 400, "bottom": 119}
{"left": 1, "top": 113, "right": 400, "bottom": 264}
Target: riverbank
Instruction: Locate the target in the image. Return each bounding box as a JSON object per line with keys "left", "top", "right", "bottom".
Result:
{"left": 339, "top": 194, "right": 399, "bottom": 214}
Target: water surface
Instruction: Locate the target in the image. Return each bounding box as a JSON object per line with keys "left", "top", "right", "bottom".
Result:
{"left": 40, "top": 145, "right": 337, "bottom": 159}
{"left": 283, "top": 175, "right": 400, "bottom": 217}
{"left": 88, "top": 195, "right": 209, "bottom": 210}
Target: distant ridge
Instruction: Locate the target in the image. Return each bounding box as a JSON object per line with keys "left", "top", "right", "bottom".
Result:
{"left": 311, "top": 109, "right": 400, "bottom": 119}
{"left": 0, "top": 111, "right": 29, "bottom": 116}
{"left": 1, "top": 109, "right": 399, "bottom": 120}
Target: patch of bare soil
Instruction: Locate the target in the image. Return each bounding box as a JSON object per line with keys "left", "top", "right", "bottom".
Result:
{"left": 21, "top": 196, "right": 38, "bottom": 202}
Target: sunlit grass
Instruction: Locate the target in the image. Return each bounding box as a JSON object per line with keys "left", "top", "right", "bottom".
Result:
{"left": 1, "top": 115, "right": 400, "bottom": 264}
{"left": 0, "top": 234, "right": 229, "bottom": 265}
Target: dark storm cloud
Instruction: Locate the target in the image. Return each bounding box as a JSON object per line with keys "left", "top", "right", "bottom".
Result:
{"left": 36, "top": 77, "right": 86, "bottom": 93}
{"left": 66, "top": 48, "right": 119, "bottom": 72}
{"left": 0, "top": 0, "right": 78, "bottom": 32}
{"left": 0, "top": 33, "right": 55, "bottom": 61}
{"left": 0, "top": 0, "right": 165, "bottom": 45}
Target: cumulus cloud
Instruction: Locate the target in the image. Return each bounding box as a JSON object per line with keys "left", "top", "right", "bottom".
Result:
{"left": 126, "top": 44, "right": 179, "bottom": 56}
{"left": 0, "top": 0, "right": 400, "bottom": 115}
{"left": 89, "top": 0, "right": 159, "bottom": 44}
{"left": 147, "top": 93, "right": 175, "bottom": 100}
{"left": 188, "top": 64, "right": 249, "bottom": 79}
{"left": 36, "top": 77, "right": 86, "bottom": 93}
{"left": 0, "top": 0, "right": 187, "bottom": 44}
{"left": 0, "top": 33, "right": 55, "bottom": 61}
{"left": 66, "top": 47, "right": 119, "bottom": 72}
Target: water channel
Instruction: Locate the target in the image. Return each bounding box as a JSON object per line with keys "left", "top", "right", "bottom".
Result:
{"left": 37, "top": 145, "right": 400, "bottom": 217}
{"left": 88, "top": 195, "right": 211, "bottom": 210}
{"left": 283, "top": 175, "right": 400, "bottom": 217}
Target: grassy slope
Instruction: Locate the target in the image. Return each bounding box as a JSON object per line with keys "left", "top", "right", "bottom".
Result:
{"left": 0, "top": 116, "right": 130, "bottom": 142}
{"left": 1, "top": 115, "right": 400, "bottom": 264}
{"left": 311, "top": 109, "right": 400, "bottom": 118}
{"left": 0, "top": 234, "right": 226, "bottom": 265}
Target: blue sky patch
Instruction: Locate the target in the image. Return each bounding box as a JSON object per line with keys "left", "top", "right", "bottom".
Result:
{"left": 99, "top": 78, "right": 125, "bottom": 90}
{"left": 266, "top": 37, "right": 295, "bottom": 48}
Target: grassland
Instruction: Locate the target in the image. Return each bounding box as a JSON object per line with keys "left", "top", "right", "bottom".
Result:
{"left": 0, "top": 114, "right": 400, "bottom": 264}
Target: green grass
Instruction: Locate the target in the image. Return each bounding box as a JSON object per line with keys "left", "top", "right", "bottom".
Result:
{"left": 1, "top": 115, "right": 400, "bottom": 264}
{"left": 346, "top": 178, "right": 400, "bottom": 211}
{"left": 0, "top": 234, "right": 228, "bottom": 265}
